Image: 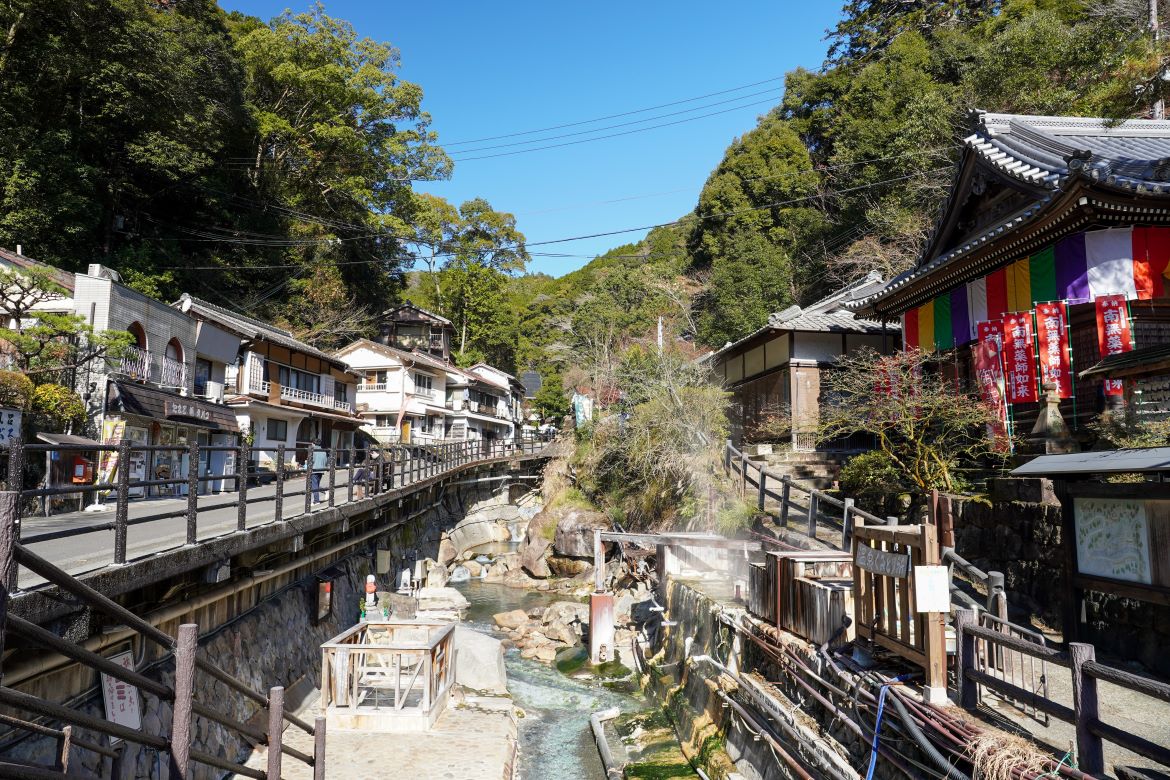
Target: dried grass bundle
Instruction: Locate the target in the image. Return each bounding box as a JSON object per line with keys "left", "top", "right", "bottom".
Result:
{"left": 967, "top": 731, "right": 1059, "bottom": 780}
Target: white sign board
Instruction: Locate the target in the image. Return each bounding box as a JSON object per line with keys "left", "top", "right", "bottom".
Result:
{"left": 913, "top": 565, "right": 951, "bottom": 613}
{"left": 100, "top": 650, "right": 142, "bottom": 742}
{"left": 1073, "top": 497, "right": 1152, "bottom": 584}
{"left": 0, "top": 407, "right": 21, "bottom": 447}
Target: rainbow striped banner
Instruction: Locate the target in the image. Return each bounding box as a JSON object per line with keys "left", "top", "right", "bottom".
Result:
{"left": 903, "top": 226, "right": 1170, "bottom": 351}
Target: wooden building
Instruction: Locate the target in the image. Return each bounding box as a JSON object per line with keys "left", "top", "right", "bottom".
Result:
{"left": 857, "top": 111, "right": 1170, "bottom": 430}
{"left": 711, "top": 272, "right": 898, "bottom": 450}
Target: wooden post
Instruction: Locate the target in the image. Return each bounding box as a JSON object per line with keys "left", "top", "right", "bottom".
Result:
{"left": 780, "top": 477, "right": 790, "bottom": 528}
{"left": 757, "top": 469, "right": 766, "bottom": 511}
{"left": 313, "top": 716, "right": 327, "bottom": 780}
{"left": 842, "top": 498, "right": 855, "bottom": 550}
{"left": 274, "top": 445, "right": 285, "bottom": 523}
{"left": 807, "top": 491, "right": 818, "bottom": 538}
{"left": 741, "top": 452, "right": 748, "bottom": 496}
{"left": 327, "top": 447, "right": 336, "bottom": 507}
{"left": 53, "top": 725, "right": 72, "bottom": 773}
{"left": 953, "top": 608, "right": 978, "bottom": 708}
{"left": 928, "top": 488, "right": 939, "bottom": 525}
{"left": 919, "top": 523, "right": 948, "bottom": 705}
{"left": 267, "top": 686, "right": 284, "bottom": 780}
{"left": 186, "top": 441, "right": 199, "bottom": 544}
{"left": 938, "top": 494, "right": 955, "bottom": 548}
{"left": 114, "top": 438, "right": 131, "bottom": 564}
{"left": 0, "top": 491, "right": 17, "bottom": 679}
{"left": 1070, "top": 642, "right": 1104, "bottom": 775}
{"left": 236, "top": 443, "right": 249, "bottom": 532}
{"left": 169, "top": 624, "right": 198, "bottom": 778}
{"left": 723, "top": 440, "right": 731, "bottom": 473}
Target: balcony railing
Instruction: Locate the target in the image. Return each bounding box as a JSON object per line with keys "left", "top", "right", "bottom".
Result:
{"left": 280, "top": 385, "right": 329, "bottom": 407}
{"left": 359, "top": 383, "right": 387, "bottom": 392}
{"left": 334, "top": 399, "right": 353, "bottom": 412}
{"left": 118, "top": 346, "right": 152, "bottom": 382}
{"left": 159, "top": 354, "right": 186, "bottom": 389}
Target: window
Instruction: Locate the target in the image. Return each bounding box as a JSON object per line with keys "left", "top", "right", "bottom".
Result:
{"left": 165, "top": 338, "right": 183, "bottom": 364}
{"left": 267, "top": 418, "right": 288, "bottom": 441}
{"left": 127, "top": 322, "right": 147, "bottom": 350}
{"left": 413, "top": 372, "right": 433, "bottom": 395}
{"left": 366, "top": 370, "right": 388, "bottom": 385}
{"left": 276, "top": 364, "right": 320, "bottom": 394}
{"left": 375, "top": 414, "right": 394, "bottom": 427}
{"left": 335, "top": 383, "right": 349, "bottom": 402}
{"left": 194, "top": 358, "right": 212, "bottom": 396}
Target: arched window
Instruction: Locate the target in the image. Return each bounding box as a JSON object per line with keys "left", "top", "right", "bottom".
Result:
{"left": 165, "top": 338, "right": 183, "bottom": 364}
{"left": 127, "top": 322, "right": 147, "bottom": 350}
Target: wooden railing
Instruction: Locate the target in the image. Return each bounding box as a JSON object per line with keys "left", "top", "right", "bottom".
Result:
{"left": 723, "top": 440, "right": 886, "bottom": 550}
{"left": 320, "top": 620, "right": 455, "bottom": 730}
{"left": 954, "top": 607, "right": 1170, "bottom": 774}
{"left": 0, "top": 492, "right": 325, "bottom": 779}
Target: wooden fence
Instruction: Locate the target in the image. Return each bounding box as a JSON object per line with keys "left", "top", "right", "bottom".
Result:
{"left": 954, "top": 607, "right": 1170, "bottom": 774}
{"left": 852, "top": 522, "right": 948, "bottom": 702}
{"left": 723, "top": 441, "right": 886, "bottom": 550}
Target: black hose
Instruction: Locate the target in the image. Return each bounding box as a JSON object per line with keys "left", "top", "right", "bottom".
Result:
{"left": 886, "top": 693, "right": 971, "bottom": 780}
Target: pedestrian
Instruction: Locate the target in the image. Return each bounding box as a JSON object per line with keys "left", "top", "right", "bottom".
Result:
{"left": 310, "top": 438, "right": 328, "bottom": 505}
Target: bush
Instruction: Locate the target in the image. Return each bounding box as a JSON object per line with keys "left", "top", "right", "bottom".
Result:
{"left": 30, "top": 384, "right": 87, "bottom": 432}
{"left": 839, "top": 450, "right": 907, "bottom": 510}
{"left": 0, "top": 370, "right": 33, "bottom": 409}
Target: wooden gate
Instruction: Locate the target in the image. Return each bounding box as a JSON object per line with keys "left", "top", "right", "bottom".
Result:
{"left": 852, "top": 522, "right": 948, "bottom": 703}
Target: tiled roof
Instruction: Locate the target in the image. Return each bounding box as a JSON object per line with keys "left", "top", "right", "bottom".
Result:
{"left": 382, "top": 302, "right": 452, "bottom": 326}
{"left": 179, "top": 294, "right": 352, "bottom": 371}
{"left": 333, "top": 338, "right": 452, "bottom": 372}
{"left": 0, "top": 248, "right": 75, "bottom": 292}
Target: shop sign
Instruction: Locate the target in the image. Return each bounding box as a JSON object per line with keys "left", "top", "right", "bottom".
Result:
{"left": 165, "top": 399, "right": 211, "bottom": 421}
{"left": 100, "top": 650, "right": 142, "bottom": 742}
{"left": 855, "top": 544, "right": 910, "bottom": 578}
{"left": 0, "top": 407, "right": 21, "bottom": 447}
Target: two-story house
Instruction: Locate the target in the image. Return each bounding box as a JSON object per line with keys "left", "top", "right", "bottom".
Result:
{"left": 465, "top": 363, "right": 525, "bottom": 438}
{"left": 333, "top": 339, "right": 453, "bottom": 444}
{"left": 73, "top": 266, "right": 243, "bottom": 495}
{"left": 176, "top": 295, "right": 362, "bottom": 470}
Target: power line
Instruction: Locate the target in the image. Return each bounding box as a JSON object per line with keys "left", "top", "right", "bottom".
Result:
{"left": 451, "top": 98, "right": 779, "bottom": 162}
{"left": 440, "top": 75, "right": 786, "bottom": 147}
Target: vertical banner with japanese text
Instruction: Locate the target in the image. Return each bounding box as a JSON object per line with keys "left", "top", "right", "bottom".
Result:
{"left": 1002, "top": 312, "right": 1039, "bottom": 404}
{"left": 1095, "top": 294, "right": 1134, "bottom": 397}
{"left": 1034, "top": 301, "right": 1072, "bottom": 398}
{"left": 973, "top": 321, "right": 1010, "bottom": 445}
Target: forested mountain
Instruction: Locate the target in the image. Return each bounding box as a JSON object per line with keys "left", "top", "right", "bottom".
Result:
{"left": 1, "top": 0, "right": 1166, "bottom": 410}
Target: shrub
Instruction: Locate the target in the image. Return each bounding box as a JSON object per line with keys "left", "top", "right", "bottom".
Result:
{"left": 30, "top": 383, "right": 87, "bottom": 432}
{"left": 0, "top": 370, "right": 33, "bottom": 409}
{"left": 839, "top": 450, "right": 907, "bottom": 510}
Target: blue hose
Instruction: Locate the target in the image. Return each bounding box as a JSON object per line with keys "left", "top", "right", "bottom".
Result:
{"left": 864, "top": 675, "right": 912, "bottom": 780}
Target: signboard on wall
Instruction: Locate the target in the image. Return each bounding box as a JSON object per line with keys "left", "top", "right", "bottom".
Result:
{"left": 855, "top": 544, "right": 910, "bottom": 579}
{"left": 100, "top": 650, "right": 142, "bottom": 741}
{"left": 1074, "top": 497, "right": 1153, "bottom": 585}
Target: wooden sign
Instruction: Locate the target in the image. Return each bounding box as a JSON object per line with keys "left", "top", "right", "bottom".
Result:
{"left": 855, "top": 544, "right": 910, "bottom": 579}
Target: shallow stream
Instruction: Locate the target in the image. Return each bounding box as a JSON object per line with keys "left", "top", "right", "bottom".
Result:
{"left": 453, "top": 577, "right": 649, "bottom": 779}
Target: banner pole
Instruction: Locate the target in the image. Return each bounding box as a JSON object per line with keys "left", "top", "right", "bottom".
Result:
{"left": 1064, "top": 299, "right": 1078, "bottom": 429}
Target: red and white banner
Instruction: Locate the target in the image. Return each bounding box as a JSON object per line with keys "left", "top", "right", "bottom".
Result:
{"left": 1034, "top": 302, "right": 1072, "bottom": 399}
{"left": 1002, "top": 312, "right": 1038, "bottom": 404}
{"left": 1094, "top": 294, "right": 1134, "bottom": 397}
{"left": 973, "top": 321, "right": 1009, "bottom": 445}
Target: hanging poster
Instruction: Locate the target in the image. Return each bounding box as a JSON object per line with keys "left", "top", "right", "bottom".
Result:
{"left": 972, "top": 322, "right": 1009, "bottom": 446}
{"left": 97, "top": 419, "right": 127, "bottom": 493}
{"left": 1095, "top": 294, "right": 1134, "bottom": 397}
{"left": 1073, "top": 497, "right": 1152, "bottom": 584}
{"left": 1034, "top": 302, "right": 1072, "bottom": 398}
{"left": 1002, "top": 312, "right": 1038, "bottom": 404}
{"left": 100, "top": 650, "right": 143, "bottom": 742}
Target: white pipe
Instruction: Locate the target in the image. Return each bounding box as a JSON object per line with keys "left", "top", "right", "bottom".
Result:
{"left": 590, "top": 706, "right": 623, "bottom": 779}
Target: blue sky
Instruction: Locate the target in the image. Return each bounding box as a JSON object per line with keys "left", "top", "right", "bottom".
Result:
{"left": 221, "top": 1, "right": 843, "bottom": 277}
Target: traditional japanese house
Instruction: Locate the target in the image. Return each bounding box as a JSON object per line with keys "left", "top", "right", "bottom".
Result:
{"left": 711, "top": 272, "right": 898, "bottom": 450}
{"left": 857, "top": 111, "right": 1170, "bottom": 432}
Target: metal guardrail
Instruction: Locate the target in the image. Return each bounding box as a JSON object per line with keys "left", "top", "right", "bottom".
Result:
{"left": 4, "top": 433, "right": 555, "bottom": 571}
{"left": 955, "top": 608, "right": 1170, "bottom": 774}
{"left": 723, "top": 440, "right": 884, "bottom": 550}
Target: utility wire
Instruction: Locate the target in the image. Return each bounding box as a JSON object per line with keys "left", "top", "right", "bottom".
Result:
{"left": 440, "top": 75, "right": 786, "bottom": 146}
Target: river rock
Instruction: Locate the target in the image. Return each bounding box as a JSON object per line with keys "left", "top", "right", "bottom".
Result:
{"left": 380, "top": 592, "right": 417, "bottom": 619}
{"left": 553, "top": 509, "right": 611, "bottom": 558}
{"left": 545, "top": 619, "right": 578, "bottom": 646}
{"left": 492, "top": 609, "right": 529, "bottom": 630}
{"left": 462, "top": 559, "right": 482, "bottom": 578}
{"left": 426, "top": 564, "right": 449, "bottom": 588}
{"left": 536, "top": 646, "right": 558, "bottom": 662}
{"left": 547, "top": 555, "right": 592, "bottom": 578}
{"left": 415, "top": 587, "right": 469, "bottom": 612}
{"left": 437, "top": 537, "right": 457, "bottom": 567}
{"left": 453, "top": 626, "right": 508, "bottom": 694}
{"left": 542, "top": 601, "right": 589, "bottom": 625}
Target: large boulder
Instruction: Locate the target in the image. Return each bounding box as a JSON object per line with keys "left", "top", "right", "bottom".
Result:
{"left": 492, "top": 609, "right": 529, "bottom": 630}
{"left": 517, "top": 512, "right": 554, "bottom": 578}
{"left": 426, "top": 563, "right": 449, "bottom": 588}
{"left": 453, "top": 626, "right": 508, "bottom": 694}
{"left": 415, "top": 587, "right": 469, "bottom": 612}
{"left": 436, "top": 536, "right": 458, "bottom": 567}
{"left": 548, "top": 555, "right": 592, "bottom": 578}
{"left": 553, "top": 509, "right": 611, "bottom": 558}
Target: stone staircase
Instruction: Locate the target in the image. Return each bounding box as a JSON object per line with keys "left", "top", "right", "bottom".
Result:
{"left": 751, "top": 450, "right": 848, "bottom": 491}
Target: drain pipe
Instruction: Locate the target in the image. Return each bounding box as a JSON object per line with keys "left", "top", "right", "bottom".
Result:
{"left": 590, "top": 707, "right": 623, "bottom": 779}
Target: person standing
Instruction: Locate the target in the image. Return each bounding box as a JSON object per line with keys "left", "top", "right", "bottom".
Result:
{"left": 310, "top": 438, "right": 328, "bottom": 505}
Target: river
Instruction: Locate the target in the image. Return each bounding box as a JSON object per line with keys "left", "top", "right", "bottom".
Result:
{"left": 453, "top": 576, "right": 648, "bottom": 779}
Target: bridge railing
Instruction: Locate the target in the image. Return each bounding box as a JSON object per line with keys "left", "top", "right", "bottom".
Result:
{"left": 0, "top": 491, "right": 325, "bottom": 779}
{"left": 3, "top": 433, "right": 555, "bottom": 574}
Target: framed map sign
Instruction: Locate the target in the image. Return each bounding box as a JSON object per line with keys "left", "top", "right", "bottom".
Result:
{"left": 1073, "top": 497, "right": 1153, "bottom": 585}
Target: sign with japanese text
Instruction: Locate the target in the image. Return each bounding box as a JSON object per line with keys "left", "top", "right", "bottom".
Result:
{"left": 972, "top": 323, "right": 1009, "bottom": 446}
{"left": 1002, "top": 312, "right": 1038, "bottom": 404}
{"left": 0, "top": 407, "right": 21, "bottom": 447}
{"left": 165, "top": 399, "right": 212, "bottom": 421}
{"left": 855, "top": 543, "right": 910, "bottom": 578}
{"left": 1034, "top": 302, "right": 1072, "bottom": 398}
{"left": 100, "top": 650, "right": 142, "bottom": 741}
{"left": 1095, "top": 294, "right": 1134, "bottom": 397}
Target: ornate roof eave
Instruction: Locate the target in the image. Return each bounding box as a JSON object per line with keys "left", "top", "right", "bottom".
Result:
{"left": 858, "top": 177, "right": 1170, "bottom": 319}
